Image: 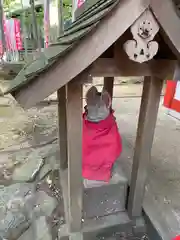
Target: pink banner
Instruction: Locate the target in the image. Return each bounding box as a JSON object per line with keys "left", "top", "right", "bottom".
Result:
{"left": 4, "top": 19, "right": 8, "bottom": 50}
{"left": 0, "top": 13, "right": 23, "bottom": 57}
{"left": 44, "top": 23, "right": 49, "bottom": 48}
{"left": 77, "top": 0, "right": 84, "bottom": 8}
{"left": 14, "top": 19, "right": 23, "bottom": 50}
{"left": 0, "top": 18, "right": 23, "bottom": 52}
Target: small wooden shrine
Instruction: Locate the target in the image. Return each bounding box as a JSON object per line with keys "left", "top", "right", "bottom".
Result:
{"left": 4, "top": 0, "right": 180, "bottom": 239}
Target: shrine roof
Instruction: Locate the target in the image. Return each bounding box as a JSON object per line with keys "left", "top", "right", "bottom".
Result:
{"left": 4, "top": 0, "right": 119, "bottom": 95}
{"left": 3, "top": 0, "right": 180, "bottom": 109}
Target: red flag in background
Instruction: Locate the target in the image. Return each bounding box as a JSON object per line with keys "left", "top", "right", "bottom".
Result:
{"left": 163, "top": 80, "right": 177, "bottom": 108}
{"left": 163, "top": 80, "right": 180, "bottom": 113}
{"left": 14, "top": 19, "right": 23, "bottom": 50}
{"left": 173, "top": 236, "right": 180, "bottom": 240}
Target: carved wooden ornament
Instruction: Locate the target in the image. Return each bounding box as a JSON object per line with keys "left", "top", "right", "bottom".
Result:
{"left": 123, "top": 10, "right": 160, "bottom": 63}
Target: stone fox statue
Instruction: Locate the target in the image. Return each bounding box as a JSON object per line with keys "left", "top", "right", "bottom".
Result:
{"left": 82, "top": 86, "right": 122, "bottom": 184}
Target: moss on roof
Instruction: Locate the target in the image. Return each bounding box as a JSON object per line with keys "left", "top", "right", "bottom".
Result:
{"left": 5, "top": 0, "right": 119, "bottom": 95}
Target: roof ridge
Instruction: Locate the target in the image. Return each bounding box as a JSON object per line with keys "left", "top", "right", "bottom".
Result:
{"left": 68, "top": 0, "right": 118, "bottom": 31}
{"left": 75, "top": 0, "right": 107, "bottom": 20}
{"left": 4, "top": 0, "right": 120, "bottom": 95}
{"left": 59, "top": 0, "right": 118, "bottom": 38}
{"left": 52, "top": 24, "right": 98, "bottom": 45}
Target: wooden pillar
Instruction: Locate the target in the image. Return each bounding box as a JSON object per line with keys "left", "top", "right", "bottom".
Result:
{"left": 58, "top": 86, "right": 68, "bottom": 170}
{"left": 128, "top": 76, "right": 163, "bottom": 218}
{"left": 57, "top": 0, "right": 64, "bottom": 36}
{"left": 103, "top": 77, "right": 114, "bottom": 99}
{"left": 66, "top": 80, "right": 83, "bottom": 232}
{"left": 30, "top": 0, "right": 41, "bottom": 52}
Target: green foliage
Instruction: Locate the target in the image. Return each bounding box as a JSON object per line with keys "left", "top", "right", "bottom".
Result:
{"left": 3, "top": 0, "right": 72, "bottom": 46}
{"left": 36, "top": 9, "right": 43, "bottom": 26}
{"left": 63, "top": 0, "right": 72, "bottom": 20}
{"left": 3, "top": 0, "right": 15, "bottom": 8}
{"left": 3, "top": 0, "right": 72, "bottom": 22}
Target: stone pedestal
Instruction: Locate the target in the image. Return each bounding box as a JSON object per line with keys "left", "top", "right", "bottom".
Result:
{"left": 83, "top": 167, "right": 128, "bottom": 219}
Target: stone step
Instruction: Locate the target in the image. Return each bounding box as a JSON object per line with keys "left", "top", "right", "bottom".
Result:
{"left": 83, "top": 166, "right": 128, "bottom": 219}
{"left": 58, "top": 211, "right": 132, "bottom": 240}
{"left": 60, "top": 165, "right": 128, "bottom": 223}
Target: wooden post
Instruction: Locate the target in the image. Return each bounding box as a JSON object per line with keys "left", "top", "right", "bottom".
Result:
{"left": 103, "top": 77, "right": 114, "bottom": 99}
{"left": 72, "top": 0, "right": 78, "bottom": 22}
{"left": 20, "top": 0, "right": 28, "bottom": 60}
{"left": 58, "top": 86, "right": 68, "bottom": 170}
{"left": 66, "top": 80, "right": 83, "bottom": 232}
{"left": 128, "top": 76, "right": 163, "bottom": 218}
{"left": 30, "top": 0, "right": 41, "bottom": 52}
{"left": 57, "top": 0, "right": 65, "bottom": 169}
{"left": 57, "top": 0, "right": 64, "bottom": 36}
{"left": 44, "top": 0, "right": 50, "bottom": 48}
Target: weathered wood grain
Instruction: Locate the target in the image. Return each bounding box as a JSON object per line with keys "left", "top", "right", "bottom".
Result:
{"left": 66, "top": 80, "right": 83, "bottom": 232}
{"left": 128, "top": 76, "right": 163, "bottom": 218}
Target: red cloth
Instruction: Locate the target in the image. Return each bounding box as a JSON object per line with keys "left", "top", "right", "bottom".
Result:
{"left": 82, "top": 112, "right": 122, "bottom": 182}
{"left": 173, "top": 237, "right": 180, "bottom": 240}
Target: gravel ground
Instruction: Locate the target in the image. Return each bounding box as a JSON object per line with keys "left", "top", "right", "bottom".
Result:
{"left": 0, "top": 82, "right": 177, "bottom": 239}
{"left": 113, "top": 96, "right": 180, "bottom": 240}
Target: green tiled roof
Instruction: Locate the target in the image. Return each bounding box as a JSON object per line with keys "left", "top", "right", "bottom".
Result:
{"left": 5, "top": 0, "right": 119, "bottom": 95}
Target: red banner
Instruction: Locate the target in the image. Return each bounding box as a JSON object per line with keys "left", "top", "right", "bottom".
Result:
{"left": 164, "top": 80, "right": 180, "bottom": 113}
{"left": 0, "top": 18, "right": 23, "bottom": 53}
{"left": 163, "top": 80, "right": 177, "bottom": 109}
{"left": 173, "top": 236, "right": 180, "bottom": 240}
{"left": 14, "top": 19, "right": 23, "bottom": 50}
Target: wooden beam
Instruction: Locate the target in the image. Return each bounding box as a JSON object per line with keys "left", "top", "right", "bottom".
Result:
{"left": 128, "top": 76, "right": 163, "bottom": 218}
{"left": 103, "top": 77, "right": 114, "bottom": 99}
{"left": 90, "top": 58, "right": 175, "bottom": 78}
{"left": 114, "top": 40, "right": 176, "bottom": 78}
{"left": 151, "top": 0, "right": 180, "bottom": 58}
{"left": 66, "top": 80, "right": 83, "bottom": 232}
{"left": 58, "top": 86, "right": 68, "bottom": 170}
{"left": 14, "top": 0, "right": 149, "bottom": 108}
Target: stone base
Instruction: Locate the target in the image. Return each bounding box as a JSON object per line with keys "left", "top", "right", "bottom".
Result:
{"left": 58, "top": 211, "right": 132, "bottom": 240}
{"left": 132, "top": 217, "right": 146, "bottom": 233}
{"left": 83, "top": 167, "right": 128, "bottom": 218}
{"left": 69, "top": 232, "right": 83, "bottom": 240}
{"left": 60, "top": 165, "right": 128, "bottom": 221}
